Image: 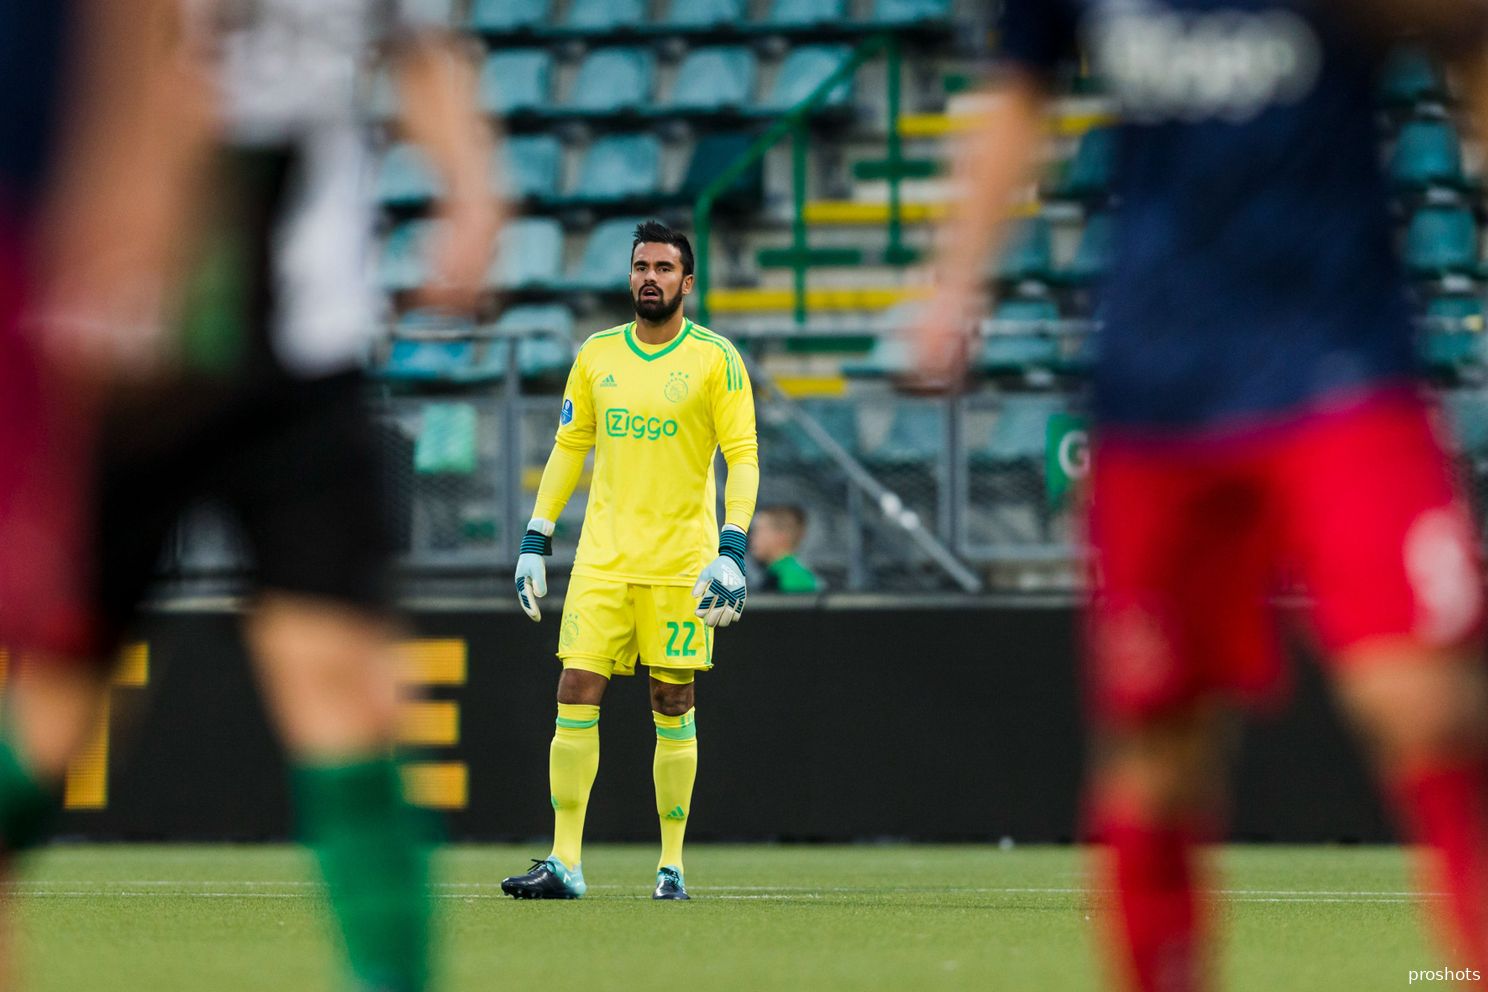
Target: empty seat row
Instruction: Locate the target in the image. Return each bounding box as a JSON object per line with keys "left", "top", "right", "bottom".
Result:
{"left": 379, "top": 131, "right": 765, "bottom": 211}
{"left": 476, "top": 45, "right": 852, "bottom": 119}
{"left": 468, "top": 0, "right": 952, "bottom": 35}
{"left": 775, "top": 395, "right": 1070, "bottom": 468}
{"left": 382, "top": 216, "right": 649, "bottom": 295}
{"left": 1045, "top": 115, "right": 1477, "bottom": 206}
{"left": 379, "top": 305, "right": 576, "bottom": 385}
{"left": 998, "top": 214, "right": 1114, "bottom": 287}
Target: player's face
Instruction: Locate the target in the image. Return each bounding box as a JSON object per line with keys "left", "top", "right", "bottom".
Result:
{"left": 630, "top": 242, "right": 693, "bottom": 323}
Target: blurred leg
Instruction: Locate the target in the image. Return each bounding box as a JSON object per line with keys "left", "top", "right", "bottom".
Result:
{"left": 1088, "top": 705, "right": 1228, "bottom": 992}
{"left": 1336, "top": 646, "right": 1488, "bottom": 982}
{"left": 246, "top": 593, "right": 430, "bottom": 992}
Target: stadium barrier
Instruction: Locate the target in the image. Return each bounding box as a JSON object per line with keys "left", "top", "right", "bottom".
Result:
{"left": 54, "top": 600, "right": 1393, "bottom": 844}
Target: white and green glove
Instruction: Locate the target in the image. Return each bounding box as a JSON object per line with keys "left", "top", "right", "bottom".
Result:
{"left": 514, "top": 518, "right": 554, "bottom": 621}
{"left": 693, "top": 524, "right": 748, "bottom": 628}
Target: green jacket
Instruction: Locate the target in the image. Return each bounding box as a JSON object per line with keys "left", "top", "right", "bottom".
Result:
{"left": 761, "top": 555, "right": 820, "bottom": 594}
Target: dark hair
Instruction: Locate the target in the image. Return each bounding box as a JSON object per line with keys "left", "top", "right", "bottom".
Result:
{"left": 631, "top": 220, "right": 695, "bottom": 277}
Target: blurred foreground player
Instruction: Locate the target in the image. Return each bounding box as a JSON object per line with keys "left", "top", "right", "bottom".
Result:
{"left": 502, "top": 222, "right": 758, "bottom": 901}
{"left": 0, "top": 3, "right": 501, "bottom": 991}
{"left": 912, "top": 1, "right": 1488, "bottom": 989}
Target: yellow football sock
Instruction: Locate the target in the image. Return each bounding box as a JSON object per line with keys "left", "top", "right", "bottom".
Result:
{"left": 653, "top": 708, "right": 698, "bottom": 872}
{"left": 549, "top": 703, "right": 600, "bottom": 868}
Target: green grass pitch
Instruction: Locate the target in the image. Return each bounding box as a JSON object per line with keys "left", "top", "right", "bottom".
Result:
{"left": 8, "top": 844, "right": 1443, "bottom": 991}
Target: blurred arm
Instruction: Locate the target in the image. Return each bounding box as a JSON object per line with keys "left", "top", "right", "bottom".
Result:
{"left": 907, "top": 74, "right": 1050, "bottom": 388}
{"left": 392, "top": 32, "right": 504, "bottom": 314}
{"left": 39, "top": 0, "right": 215, "bottom": 381}
{"left": 927, "top": 75, "right": 1050, "bottom": 301}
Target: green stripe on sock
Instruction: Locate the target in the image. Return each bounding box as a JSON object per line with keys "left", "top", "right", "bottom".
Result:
{"left": 556, "top": 715, "right": 600, "bottom": 729}
{"left": 654, "top": 711, "right": 697, "bottom": 741}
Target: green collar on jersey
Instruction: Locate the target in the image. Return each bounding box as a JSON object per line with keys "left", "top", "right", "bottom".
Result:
{"left": 625, "top": 319, "right": 693, "bottom": 362}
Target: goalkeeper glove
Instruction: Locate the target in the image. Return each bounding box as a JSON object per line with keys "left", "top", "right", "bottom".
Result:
{"left": 693, "top": 524, "right": 748, "bottom": 628}
{"left": 514, "top": 518, "right": 554, "bottom": 621}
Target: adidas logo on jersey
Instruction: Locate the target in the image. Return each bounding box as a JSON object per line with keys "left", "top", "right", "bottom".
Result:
{"left": 599, "top": 374, "right": 617, "bottom": 387}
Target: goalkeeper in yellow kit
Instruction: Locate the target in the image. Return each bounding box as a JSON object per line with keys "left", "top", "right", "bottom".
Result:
{"left": 501, "top": 221, "right": 758, "bottom": 901}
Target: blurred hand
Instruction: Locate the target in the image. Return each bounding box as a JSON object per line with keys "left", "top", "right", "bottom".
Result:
{"left": 901, "top": 291, "right": 980, "bottom": 395}
{"left": 413, "top": 195, "right": 503, "bottom": 315}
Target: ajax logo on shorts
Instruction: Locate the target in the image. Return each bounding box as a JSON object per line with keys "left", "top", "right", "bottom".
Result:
{"left": 665, "top": 371, "right": 690, "bottom": 403}
{"left": 606, "top": 408, "right": 679, "bottom": 441}
{"left": 560, "top": 398, "right": 574, "bottom": 426}
{"left": 561, "top": 616, "right": 580, "bottom": 649}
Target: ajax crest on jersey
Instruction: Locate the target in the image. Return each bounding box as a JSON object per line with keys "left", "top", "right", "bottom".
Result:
{"left": 665, "top": 372, "right": 689, "bottom": 403}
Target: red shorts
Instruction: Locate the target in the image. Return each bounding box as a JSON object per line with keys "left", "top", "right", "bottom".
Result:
{"left": 0, "top": 224, "right": 96, "bottom": 658}
{"left": 1087, "top": 390, "right": 1483, "bottom": 724}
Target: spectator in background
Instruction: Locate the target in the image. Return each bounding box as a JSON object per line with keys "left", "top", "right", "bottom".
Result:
{"left": 751, "top": 504, "right": 821, "bottom": 594}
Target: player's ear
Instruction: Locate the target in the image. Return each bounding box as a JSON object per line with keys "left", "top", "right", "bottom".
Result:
{"left": 681, "top": 273, "right": 695, "bottom": 296}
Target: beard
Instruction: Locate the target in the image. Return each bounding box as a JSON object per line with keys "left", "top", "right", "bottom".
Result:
{"left": 633, "top": 287, "right": 683, "bottom": 323}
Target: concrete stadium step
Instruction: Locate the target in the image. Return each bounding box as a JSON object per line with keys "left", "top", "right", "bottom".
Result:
{"left": 756, "top": 245, "right": 926, "bottom": 268}
{"left": 706, "top": 285, "right": 929, "bottom": 314}
{"left": 802, "top": 200, "right": 949, "bottom": 225}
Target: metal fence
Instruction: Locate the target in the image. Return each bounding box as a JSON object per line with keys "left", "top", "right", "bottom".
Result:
{"left": 163, "top": 342, "right": 1488, "bottom": 596}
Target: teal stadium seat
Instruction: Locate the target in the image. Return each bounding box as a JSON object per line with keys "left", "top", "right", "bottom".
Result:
{"left": 997, "top": 217, "right": 1054, "bottom": 283}
{"left": 762, "top": 0, "right": 845, "bottom": 28}
{"left": 565, "top": 217, "right": 649, "bottom": 291}
{"left": 465, "top": 339, "right": 572, "bottom": 382}
{"left": 1381, "top": 49, "right": 1448, "bottom": 107}
{"left": 1391, "top": 119, "right": 1466, "bottom": 190}
{"left": 788, "top": 400, "right": 862, "bottom": 464}
{"left": 872, "top": 0, "right": 952, "bottom": 24}
{"left": 665, "top": 47, "right": 757, "bottom": 115}
{"left": 1065, "top": 213, "right": 1115, "bottom": 284}
{"left": 569, "top": 134, "right": 663, "bottom": 204}
{"left": 563, "top": 0, "right": 646, "bottom": 33}
{"left": 503, "top": 135, "right": 562, "bottom": 201}
{"left": 1444, "top": 391, "right": 1488, "bottom": 454}
{"left": 567, "top": 48, "right": 655, "bottom": 115}
{"left": 676, "top": 133, "right": 765, "bottom": 212}
{"left": 974, "top": 393, "right": 1067, "bottom": 465}
{"left": 981, "top": 299, "right": 1061, "bottom": 374}
{"left": 1406, "top": 205, "right": 1481, "bottom": 278}
{"left": 867, "top": 404, "right": 944, "bottom": 468}
{"left": 663, "top": 0, "right": 745, "bottom": 29}
{"left": 757, "top": 46, "right": 853, "bottom": 115}
{"left": 377, "top": 145, "right": 438, "bottom": 208}
{"left": 842, "top": 337, "right": 908, "bottom": 378}
{"left": 493, "top": 303, "right": 575, "bottom": 339}
{"left": 1056, "top": 127, "right": 1115, "bottom": 201}
{"left": 489, "top": 218, "right": 563, "bottom": 290}
{"left": 382, "top": 340, "right": 477, "bottom": 384}
{"left": 480, "top": 50, "right": 551, "bottom": 116}
{"left": 468, "top": 0, "right": 550, "bottom": 33}
{"left": 1429, "top": 293, "right": 1488, "bottom": 332}
{"left": 380, "top": 222, "right": 433, "bottom": 292}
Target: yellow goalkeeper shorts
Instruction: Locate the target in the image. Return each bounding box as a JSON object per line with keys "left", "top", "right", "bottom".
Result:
{"left": 557, "top": 573, "right": 714, "bottom": 682}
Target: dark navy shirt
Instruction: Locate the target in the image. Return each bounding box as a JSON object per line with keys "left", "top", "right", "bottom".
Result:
{"left": 0, "top": 0, "right": 73, "bottom": 220}
{"left": 997, "top": 0, "right": 1426, "bottom": 432}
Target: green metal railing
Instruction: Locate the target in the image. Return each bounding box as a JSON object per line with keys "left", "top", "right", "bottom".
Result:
{"left": 693, "top": 33, "right": 907, "bottom": 327}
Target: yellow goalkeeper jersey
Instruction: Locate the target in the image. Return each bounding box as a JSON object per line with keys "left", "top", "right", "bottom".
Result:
{"left": 532, "top": 319, "right": 759, "bottom": 587}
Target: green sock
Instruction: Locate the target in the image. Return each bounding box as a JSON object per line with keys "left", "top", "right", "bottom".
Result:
{"left": 293, "top": 757, "right": 433, "bottom": 992}
{"left": 0, "top": 738, "right": 59, "bottom": 854}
